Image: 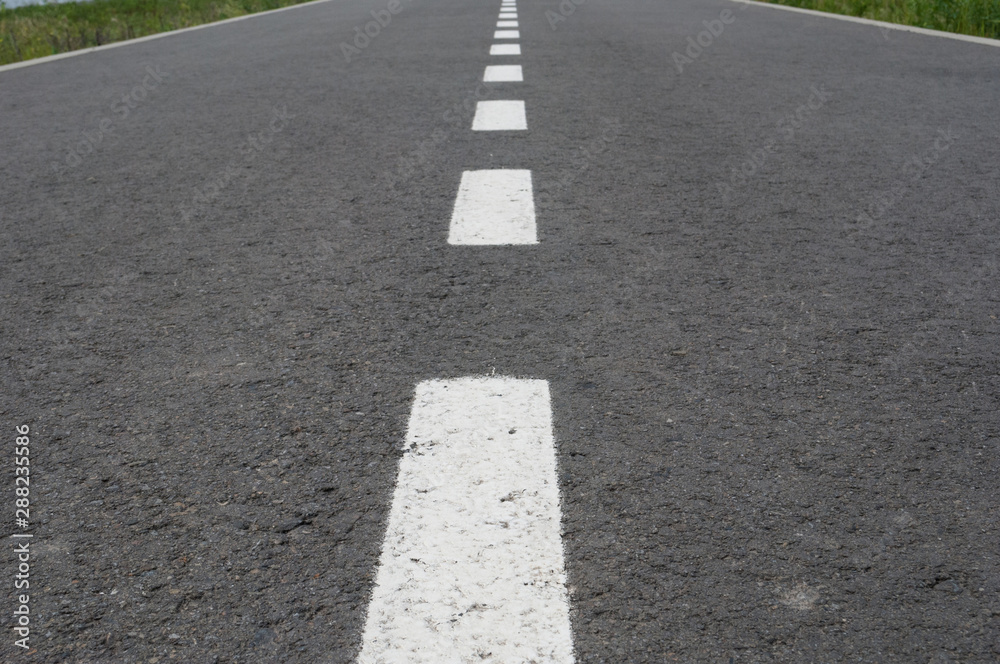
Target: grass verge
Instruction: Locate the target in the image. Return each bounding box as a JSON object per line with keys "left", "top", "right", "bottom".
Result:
{"left": 0, "top": 0, "right": 319, "bottom": 66}
{"left": 757, "top": 0, "right": 1000, "bottom": 39}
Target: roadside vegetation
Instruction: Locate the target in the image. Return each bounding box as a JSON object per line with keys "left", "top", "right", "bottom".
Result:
{"left": 1, "top": 0, "right": 997, "bottom": 67}
{"left": 760, "top": 0, "right": 1000, "bottom": 39}
{"left": 0, "top": 0, "right": 315, "bottom": 65}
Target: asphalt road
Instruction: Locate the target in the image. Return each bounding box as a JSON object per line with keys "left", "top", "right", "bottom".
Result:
{"left": 1, "top": 0, "right": 999, "bottom": 661}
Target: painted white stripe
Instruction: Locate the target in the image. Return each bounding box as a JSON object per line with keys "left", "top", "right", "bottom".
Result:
{"left": 730, "top": 0, "right": 1000, "bottom": 47}
{"left": 448, "top": 170, "right": 536, "bottom": 245}
{"left": 471, "top": 100, "right": 527, "bottom": 131}
{"left": 497, "top": 20, "right": 519, "bottom": 27}
{"left": 491, "top": 43, "right": 522, "bottom": 55}
{"left": 0, "top": 0, "right": 340, "bottom": 74}
{"left": 494, "top": 29, "right": 521, "bottom": 39}
{"left": 499, "top": 12, "right": 518, "bottom": 18}
{"left": 484, "top": 65, "right": 524, "bottom": 82}
{"left": 358, "top": 377, "right": 573, "bottom": 663}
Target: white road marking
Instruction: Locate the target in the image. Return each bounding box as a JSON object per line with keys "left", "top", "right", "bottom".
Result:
{"left": 494, "top": 29, "right": 521, "bottom": 39}
{"left": 490, "top": 44, "right": 521, "bottom": 55}
{"left": 358, "top": 377, "right": 574, "bottom": 663}
{"left": 499, "top": 11, "right": 517, "bottom": 18}
{"left": 497, "top": 20, "right": 519, "bottom": 27}
{"left": 484, "top": 65, "right": 524, "bottom": 82}
{"left": 448, "top": 170, "right": 536, "bottom": 245}
{"left": 730, "top": 0, "right": 1000, "bottom": 47}
{"left": 471, "top": 100, "right": 527, "bottom": 131}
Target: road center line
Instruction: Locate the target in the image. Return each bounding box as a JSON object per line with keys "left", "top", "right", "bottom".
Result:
{"left": 484, "top": 65, "right": 523, "bottom": 82}
{"left": 471, "top": 100, "right": 527, "bottom": 131}
{"left": 490, "top": 43, "right": 521, "bottom": 55}
{"left": 448, "top": 170, "right": 536, "bottom": 245}
{"left": 358, "top": 377, "right": 574, "bottom": 663}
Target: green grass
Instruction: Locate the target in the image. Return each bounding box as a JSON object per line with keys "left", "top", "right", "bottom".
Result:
{"left": 0, "top": 0, "right": 317, "bottom": 65}
{"left": 2, "top": 0, "right": 996, "bottom": 67}
{"left": 758, "top": 0, "right": 1000, "bottom": 39}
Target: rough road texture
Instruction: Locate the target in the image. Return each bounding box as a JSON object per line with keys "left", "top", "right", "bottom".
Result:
{"left": 0, "top": 0, "right": 998, "bottom": 661}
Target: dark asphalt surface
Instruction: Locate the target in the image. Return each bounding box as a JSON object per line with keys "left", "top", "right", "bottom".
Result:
{"left": 2, "top": 0, "right": 999, "bottom": 661}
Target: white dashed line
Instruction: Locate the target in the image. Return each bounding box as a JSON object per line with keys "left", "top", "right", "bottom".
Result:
{"left": 484, "top": 65, "right": 523, "bottom": 82}
{"left": 499, "top": 12, "right": 517, "bottom": 18}
{"left": 490, "top": 43, "right": 521, "bottom": 55}
{"left": 494, "top": 29, "right": 520, "bottom": 39}
{"left": 358, "top": 377, "right": 574, "bottom": 664}
{"left": 497, "top": 20, "right": 519, "bottom": 27}
{"left": 448, "top": 170, "right": 536, "bottom": 245}
{"left": 471, "top": 100, "right": 527, "bottom": 131}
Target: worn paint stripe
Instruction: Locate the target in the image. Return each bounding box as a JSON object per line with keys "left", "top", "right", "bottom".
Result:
{"left": 358, "top": 377, "right": 574, "bottom": 663}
